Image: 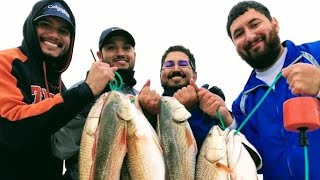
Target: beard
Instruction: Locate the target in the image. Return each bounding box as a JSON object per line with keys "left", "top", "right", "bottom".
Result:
{"left": 161, "top": 80, "right": 188, "bottom": 92}
{"left": 44, "top": 54, "right": 67, "bottom": 72}
{"left": 238, "top": 28, "right": 282, "bottom": 70}
{"left": 161, "top": 71, "right": 189, "bottom": 96}
{"left": 116, "top": 69, "right": 137, "bottom": 87}
{"left": 161, "top": 85, "right": 181, "bottom": 96}
{"left": 115, "top": 61, "right": 135, "bottom": 70}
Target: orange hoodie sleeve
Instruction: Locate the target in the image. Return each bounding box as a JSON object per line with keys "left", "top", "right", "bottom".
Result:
{"left": 0, "top": 48, "right": 94, "bottom": 149}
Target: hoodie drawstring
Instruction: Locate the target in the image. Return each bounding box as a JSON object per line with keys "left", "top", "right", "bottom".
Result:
{"left": 43, "top": 61, "right": 62, "bottom": 97}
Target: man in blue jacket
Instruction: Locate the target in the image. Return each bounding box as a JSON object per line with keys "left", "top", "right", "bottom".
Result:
{"left": 159, "top": 45, "right": 236, "bottom": 150}
{"left": 226, "top": 1, "right": 320, "bottom": 179}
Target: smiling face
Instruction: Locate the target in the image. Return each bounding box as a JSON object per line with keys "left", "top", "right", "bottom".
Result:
{"left": 97, "top": 36, "right": 136, "bottom": 70}
{"left": 230, "top": 9, "right": 283, "bottom": 70}
{"left": 160, "top": 51, "right": 197, "bottom": 90}
{"left": 35, "top": 16, "right": 71, "bottom": 58}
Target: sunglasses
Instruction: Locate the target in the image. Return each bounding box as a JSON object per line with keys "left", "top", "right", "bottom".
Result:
{"left": 162, "top": 60, "right": 194, "bottom": 70}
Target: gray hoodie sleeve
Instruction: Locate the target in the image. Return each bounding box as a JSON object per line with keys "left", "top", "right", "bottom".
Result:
{"left": 51, "top": 80, "right": 91, "bottom": 160}
{"left": 51, "top": 112, "right": 87, "bottom": 160}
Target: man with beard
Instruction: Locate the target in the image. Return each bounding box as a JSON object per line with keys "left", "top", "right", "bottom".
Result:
{"left": 52, "top": 27, "right": 160, "bottom": 180}
{"left": 159, "top": 45, "right": 236, "bottom": 150}
{"left": 227, "top": 1, "right": 320, "bottom": 179}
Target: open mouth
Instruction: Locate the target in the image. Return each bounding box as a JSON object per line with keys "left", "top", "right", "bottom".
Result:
{"left": 248, "top": 37, "right": 264, "bottom": 50}
{"left": 44, "top": 41, "right": 58, "bottom": 48}
{"left": 41, "top": 38, "right": 62, "bottom": 48}
{"left": 114, "top": 59, "right": 128, "bottom": 63}
{"left": 170, "top": 76, "right": 184, "bottom": 80}
{"left": 168, "top": 71, "right": 186, "bottom": 79}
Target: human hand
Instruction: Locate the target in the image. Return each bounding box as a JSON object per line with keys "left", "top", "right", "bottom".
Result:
{"left": 197, "top": 88, "right": 233, "bottom": 127}
{"left": 173, "top": 79, "right": 198, "bottom": 109}
{"left": 85, "top": 62, "right": 118, "bottom": 96}
{"left": 138, "top": 80, "right": 160, "bottom": 115}
{"left": 282, "top": 63, "right": 320, "bottom": 96}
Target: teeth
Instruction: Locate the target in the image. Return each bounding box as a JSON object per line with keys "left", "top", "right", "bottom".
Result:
{"left": 44, "top": 41, "right": 58, "bottom": 48}
{"left": 172, "top": 76, "right": 183, "bottom": 80}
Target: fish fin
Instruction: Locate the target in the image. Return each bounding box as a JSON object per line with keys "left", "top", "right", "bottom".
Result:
{"left": 151, "top": 131, "right": 164, "bottom": 154}
{"left": 92, "top": 125, "right": 100, "bottom": 159}
{"left": 135, "top": 130, "right": 147, "bottom": 140}
{"left": 216, "top": 162, "right": 233, "bottom": 174}
{"left": 89, "top": 164, "right": 95, "bottom": 180}
{"left": 121, "top": 124, "right": 127, "bottom": 146}
{"left": 186, "top": 128, "right": 198, "bottom": 154}
{"left": 90, "top": 127, "right": 100, "bottom": 180}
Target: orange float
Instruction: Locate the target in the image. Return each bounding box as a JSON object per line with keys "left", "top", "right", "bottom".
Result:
{"left": 283, "top": 97, "right": 320, "bottom": 132}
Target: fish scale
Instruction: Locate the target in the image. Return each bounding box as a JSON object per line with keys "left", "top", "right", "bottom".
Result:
{"left": 79, "top": 91, "right": 130, "bottom": 180}
{"left": 125, "top": 95, "right": 165, "bottom": 179}
{"left": 158, "top": 96, "right": 197, "bottom": 180}
{"left": 79, "top": 93, "right": 108, "bottom": 180}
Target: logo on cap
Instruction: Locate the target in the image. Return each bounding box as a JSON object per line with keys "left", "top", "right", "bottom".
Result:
{"left": 34, "top": 2, "right": 74, "bottom": 29}
{"left": 47, "top": 4, "right": 70, "bottom": 19}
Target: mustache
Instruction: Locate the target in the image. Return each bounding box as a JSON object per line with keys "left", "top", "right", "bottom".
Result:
{"left": 168, "top": 71, "right": 186, "bottom": 79}
{"left": 244, "top": 40, "right": 257, "bottom": 50}
{"left": 244, "top": 43, "right": 252, "bottom": 51}
{"left": 244, "top": 36, "right": 265, "bottom": 50}
{"left": 114, "top": 58, "right": 128, "bottom": 62}
{"left": 113, "top": 54, "right": 127, "bottom": 61}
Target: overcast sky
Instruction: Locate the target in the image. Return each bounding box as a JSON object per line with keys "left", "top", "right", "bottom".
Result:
{"left": 1, "top": 0, "right": 319, "bottom": 110}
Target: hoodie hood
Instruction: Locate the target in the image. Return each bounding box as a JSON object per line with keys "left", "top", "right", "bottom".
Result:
{"left": 21, "top": 0, "right": 76, "bottom": 73}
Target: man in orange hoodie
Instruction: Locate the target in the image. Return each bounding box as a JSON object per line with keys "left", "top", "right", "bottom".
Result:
{"left": 0, "top": 0, "right": 119, "bottom": 179}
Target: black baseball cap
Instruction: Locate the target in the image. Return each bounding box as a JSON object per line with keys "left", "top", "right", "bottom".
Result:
{"left": 98, "top": 27, "right": 135, "bottom": 50}
{"left": 34, "top": 2, "right": 74, "bottom": 30}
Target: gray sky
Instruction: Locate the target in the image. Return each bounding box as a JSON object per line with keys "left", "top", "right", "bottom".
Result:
{"left": 1, "top": 0, "right": 319, "bottom": 111}
{"left": 1, "top": 1, "right": 319, "bottom": 179}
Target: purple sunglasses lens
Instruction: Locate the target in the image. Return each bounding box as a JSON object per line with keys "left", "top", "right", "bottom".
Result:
{"left": 178, "top": 60, "right": 189, "bottom": 66}
{"left": 163, "top": 60, "right": 190, "bottom": 68}
{"left": 164, "top": 61, "right": 175, "bottom": 67}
